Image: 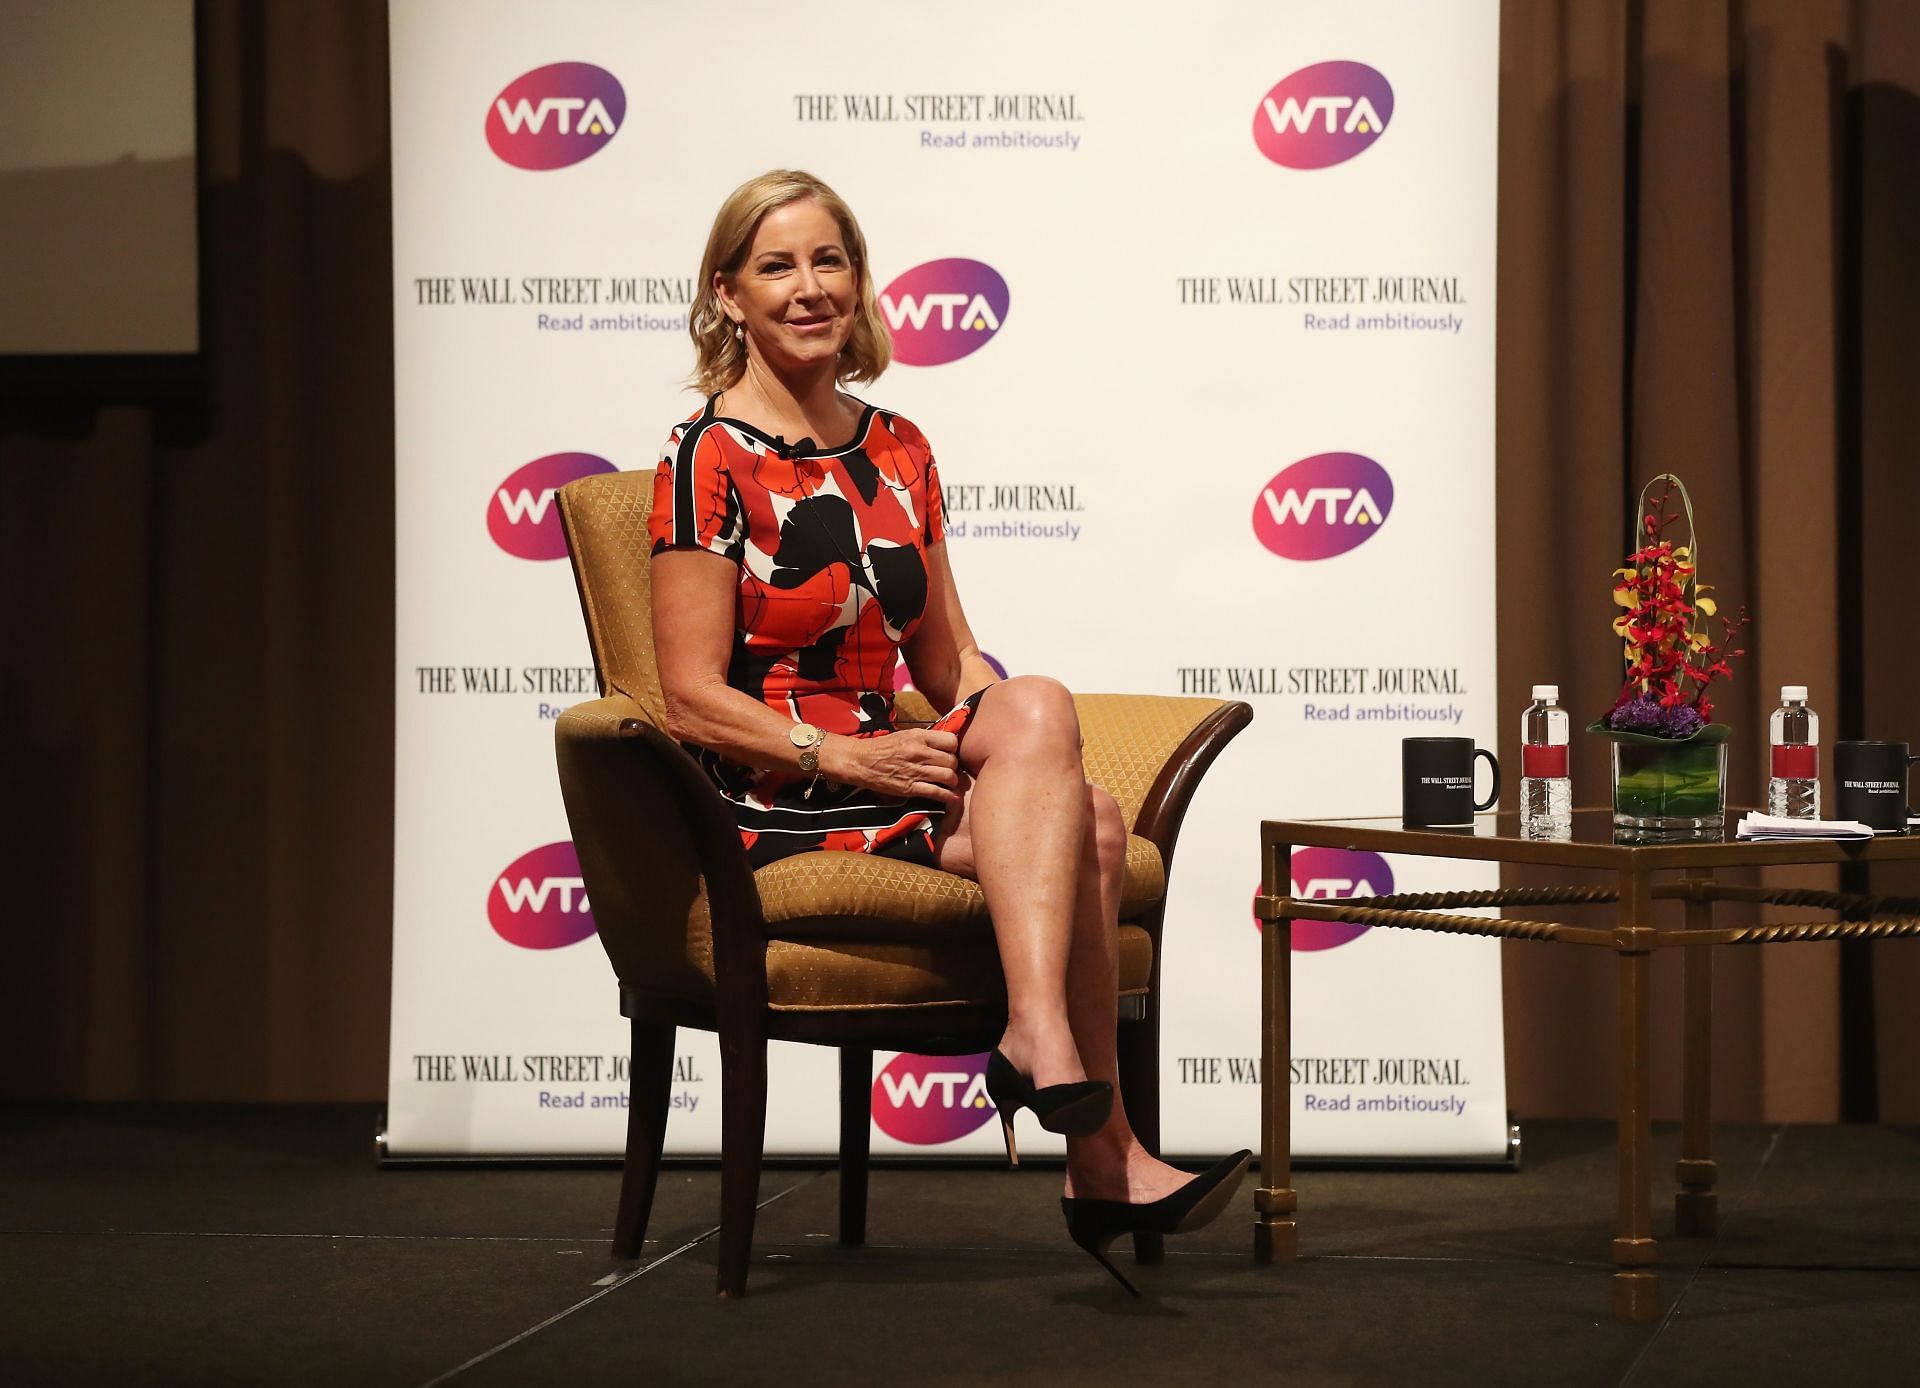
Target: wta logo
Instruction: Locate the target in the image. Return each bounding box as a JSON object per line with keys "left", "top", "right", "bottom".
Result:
{"left": 488, "top": 453, "right": 619, "bottom": 560}
{"left": 486, "top": 63, "right": 624, "bottom": 170}
{"left": 1253, "top": 62, "right": 1394, "bottom": 169}
{"left": 1253, "top": 848, "right": 1394, "bottom": 951}
{"left": 489, "top": 842, "right": 596, "bottom": 950}
{"left": 1253, "top": 453, "right": 1393, "bottom": 560}
{"left": 871, "top": 1052, "right": 997, "bottom": 1144}
{"left": 879, "top": 259, "right": 1009, "bottom": 366}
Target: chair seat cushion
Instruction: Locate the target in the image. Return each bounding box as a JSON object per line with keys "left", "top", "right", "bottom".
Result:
{"left": 733, "top": 834, "right": 1165, "bottom": 942}
{"left": 767, "top": 924, "right": 1154, "bottom": 1012}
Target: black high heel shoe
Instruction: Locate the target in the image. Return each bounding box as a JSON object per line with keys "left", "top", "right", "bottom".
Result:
{"left": 1060, "top": 1149, "right": 1253, "bottom": 1296}
{"left": 983, "top": 1050, "right": 1113, "bottom": 1166}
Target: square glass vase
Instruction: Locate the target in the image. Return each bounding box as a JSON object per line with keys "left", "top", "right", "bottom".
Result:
{"left": 1609, "top": 737, "right": 1728, "bottom": 835}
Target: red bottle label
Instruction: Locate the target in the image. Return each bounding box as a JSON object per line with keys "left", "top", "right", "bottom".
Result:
{"left": 1522, "top": 745, "right": 1568, "bottom": 778}
{"left": 1771, "top": 745, "right": 1817, "bottom": 779}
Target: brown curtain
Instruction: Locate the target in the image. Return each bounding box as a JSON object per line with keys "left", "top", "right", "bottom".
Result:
{"left": 3, "top": 0, "right": 1915, "bottom": 1119}
{"left": 1497, "top": 0, "right": 1920, "bottom": 1124}
{"left": 0, "top": 0, "right": 392, "bottom": 1100}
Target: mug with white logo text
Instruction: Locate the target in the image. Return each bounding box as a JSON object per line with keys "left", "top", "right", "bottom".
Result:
{"left": 1834, "top": 740, "right": 1919, "bottom": 832}
{"left": 1401, "top": 737, "right": 1500, "bottom": 828}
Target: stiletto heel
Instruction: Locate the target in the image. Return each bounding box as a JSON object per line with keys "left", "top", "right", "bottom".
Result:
{"left": 982, "top": 1051, "right": 1112, "bottom": 1169}
{"left": 1059, "top": 1150, "right": 1252, "bottom": 1295}
{"left": 1061, "top": 1201, "right": 1140, "bottom": 1296}
{"left": 1065, "top": 1209, "right": 1140, "bottom": 1296}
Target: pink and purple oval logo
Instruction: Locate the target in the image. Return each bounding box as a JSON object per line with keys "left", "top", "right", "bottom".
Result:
{"left": 489, "top": 841, "right": 596, "bottom": 950}
{"left": 1252, "top": 848, "right": 1395, "bottom": 951}
{"left": 871, "top": 1052, "right": 997, "bottom": 1144}
{"left": 878, "top": 259, "right": 1009, "bottom": 366}
{"left": 1252, "top": 453, "right": 1393, "bottom": 560}
{"left": 488, "top": 453, "right": 618, "bottom": 560}
{"left": 486, "top": 63, "right": 625, "bottom": 170}
{"left": 892, "top": 651, "right": 1008, "bottom": 694}
{"left": 1253, "top": 62, "right": 1394, "bottom": 169}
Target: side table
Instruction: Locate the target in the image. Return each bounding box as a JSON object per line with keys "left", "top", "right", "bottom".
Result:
{"left": 1253, "top": 809, "right": 1920, "bottom": 1321}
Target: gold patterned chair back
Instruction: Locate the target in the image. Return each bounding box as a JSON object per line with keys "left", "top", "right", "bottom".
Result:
{"left": 555, "top": 468, "right": 669, "bottom": 729}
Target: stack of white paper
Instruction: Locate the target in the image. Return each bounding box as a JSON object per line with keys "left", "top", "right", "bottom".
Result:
{"left": 1736, "top": 812, "right": 1874, "bottom": 841}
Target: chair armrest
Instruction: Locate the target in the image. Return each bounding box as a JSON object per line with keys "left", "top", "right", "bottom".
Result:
{"left": 554, "top": 696, "right": 766, "bottom": 1009}
{"left": 1074, "top": 694, "right": 1254, "bottom": 873}
{"left": 1132, "top": 701, "right": 1254, "bottom": 876}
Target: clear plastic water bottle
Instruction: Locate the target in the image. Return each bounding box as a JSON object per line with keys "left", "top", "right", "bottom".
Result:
{"left": 1521, "top": 685, "right": 1572, "bottom": 839}
{"left": 1767, "top": 685, "right": 1820, "bottom": 819}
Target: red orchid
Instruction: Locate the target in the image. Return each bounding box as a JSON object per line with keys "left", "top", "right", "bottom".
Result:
{"left": 1608, "top": 475, "right": 1749, "bottom": 731}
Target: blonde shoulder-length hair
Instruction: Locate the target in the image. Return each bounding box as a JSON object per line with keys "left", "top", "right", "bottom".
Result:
{"left": 688, "top": 170, "right": 892, "bottom": 396}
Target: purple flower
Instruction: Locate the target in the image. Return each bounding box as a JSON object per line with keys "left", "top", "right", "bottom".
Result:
{"left": 1608, "top": 696, "right": 1664, "bottom": 733}
{"left": 1663, "top": 705, "right": 1705, "bottom": 738}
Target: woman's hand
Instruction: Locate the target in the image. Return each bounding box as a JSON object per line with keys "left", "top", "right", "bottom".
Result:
{"left": 823, "top": 730, "right": 962, "bottom": 806}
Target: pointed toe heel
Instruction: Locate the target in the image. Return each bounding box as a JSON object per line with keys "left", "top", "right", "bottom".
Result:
{"left": 1059, "top": 1150, "right": 1253, "bottom": 1295}
{"left": 1167, "top": 1150, "right": 1251, "bottom": 1234}
{"left": 983, "top": 1050, "right": 1114, "bottom": 1168}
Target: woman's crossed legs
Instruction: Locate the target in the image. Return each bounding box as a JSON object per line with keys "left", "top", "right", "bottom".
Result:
{"left": 932, "top": 675, "right": 1191, "bottom": 1204}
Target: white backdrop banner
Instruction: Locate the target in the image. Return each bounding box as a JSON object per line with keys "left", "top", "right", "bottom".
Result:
{"left": 387, "top": 0, "right": 1504, "bottom": 1159}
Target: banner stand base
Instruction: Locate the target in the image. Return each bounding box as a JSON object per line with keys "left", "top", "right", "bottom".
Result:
{"left": 1291, "top": 1119, "right": 1522, "bottom": 1173}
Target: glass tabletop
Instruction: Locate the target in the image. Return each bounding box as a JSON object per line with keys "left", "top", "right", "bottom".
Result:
{"left": 1260, "top": 808, "right": 1920, "bottom": 869}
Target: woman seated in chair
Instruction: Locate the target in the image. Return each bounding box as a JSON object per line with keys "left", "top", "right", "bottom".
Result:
{"left": 647, "top": 169, "right": 1247, "bottom": 1289}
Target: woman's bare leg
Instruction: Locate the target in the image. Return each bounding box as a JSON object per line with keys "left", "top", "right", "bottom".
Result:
{"left": 936, "top": 679, "right": 1193, "bottom": 1200}
{"left": 936, "top": 676, "right": 1088, "bottom": 1089}
{"left": 1059, "top": 783, "right": 1189, "bottom": 1203}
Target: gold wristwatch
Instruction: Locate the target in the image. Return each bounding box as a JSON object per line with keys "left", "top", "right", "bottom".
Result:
{"left": 789, "top": 722, "right": 827, "bottom": 797}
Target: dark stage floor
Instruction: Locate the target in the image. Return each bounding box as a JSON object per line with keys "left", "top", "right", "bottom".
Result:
{"left": 0, "top": 1106, "right": 1915, "bottom": 1386}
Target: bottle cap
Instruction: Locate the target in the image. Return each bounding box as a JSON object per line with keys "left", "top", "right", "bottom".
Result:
{"left": 1782, "top": 685, "right": 1808, "bottom": 701}
{"left": 1531, "top": 684, "right": 1558, "bottom": 701}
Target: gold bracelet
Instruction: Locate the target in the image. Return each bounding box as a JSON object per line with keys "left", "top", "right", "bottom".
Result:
{"left": 789, "top": 722, "right": 826, "bottom": 798}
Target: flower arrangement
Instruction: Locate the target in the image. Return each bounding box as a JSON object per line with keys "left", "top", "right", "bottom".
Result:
{"left": 1589, "top": 473, "right": 1749, "bottom": 833}
{"left": 1598, "top": 474, "right": 1748, "bottom": 741}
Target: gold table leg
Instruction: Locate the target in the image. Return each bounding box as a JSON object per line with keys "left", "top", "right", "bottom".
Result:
{"left": 1676, "top": 871, "right": 1718, "bottom": 1236}
{"left": 1612, "top": 865, "right": 1660, "bottom": 1321}
{"left": 1255, "top": 836, "right": 1297, "bottom": 1264}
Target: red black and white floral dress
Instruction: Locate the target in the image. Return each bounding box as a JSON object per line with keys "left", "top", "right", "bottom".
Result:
{"left": 647, "top": 395, "right": 982, "bottom": 868}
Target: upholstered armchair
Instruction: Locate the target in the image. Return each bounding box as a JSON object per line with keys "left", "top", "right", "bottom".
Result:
{"left": 553, "top": 468, "right": 1250, "bottom": 1297}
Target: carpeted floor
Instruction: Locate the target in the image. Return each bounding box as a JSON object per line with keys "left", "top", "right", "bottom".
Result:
{"left": 0, "top": 1105, "right": 1915, "bottom": 1385}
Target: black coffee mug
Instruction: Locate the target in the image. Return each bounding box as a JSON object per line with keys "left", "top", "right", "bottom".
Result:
{"left": 1834, "top": 740, "right": 1919, "bottom": 832}
{"left": 1402, "top": 737, "right": 1501, "bottom": 827}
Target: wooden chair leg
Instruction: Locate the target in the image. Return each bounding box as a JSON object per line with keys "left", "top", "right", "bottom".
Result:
{"left": 613, "top": 1019, "right": 676, "bottom": 1259}
{"left": 839, "top": 1047, "right": 872, "bottom": 1245}
{"left": 716, "top": 1024, "right": 769, "bottom": 1298}
{"left": 1118, "top": 1006, "right": 1164, "bottom": 1265}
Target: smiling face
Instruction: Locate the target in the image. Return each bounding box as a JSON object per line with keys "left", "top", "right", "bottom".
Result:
{"left": 718, "top": 195, "right": 860, "bottom": 380}
{"left": 715, "top": 198, "right": 860, "bottom": 380}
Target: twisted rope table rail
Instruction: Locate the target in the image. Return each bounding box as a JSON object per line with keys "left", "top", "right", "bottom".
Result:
{"left": 1348, "top": 885, "right": 1620, "bottom": 911}
{"left": 1706, "top": 916, "right": 1920, "bottom": 945}
{"left": 1696, "top": 883, "right": 1920, "bottom": 916}
{"left": 1256, "top": 883, "right": 1920, "bottom": 949}
{"left": 1255, "top": 897, "right": 1589, "bottom": 943}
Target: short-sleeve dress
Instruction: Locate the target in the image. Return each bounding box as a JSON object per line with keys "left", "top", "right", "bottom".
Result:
{"left": 647, "top": 394, "right": 983, "bottom": 869}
